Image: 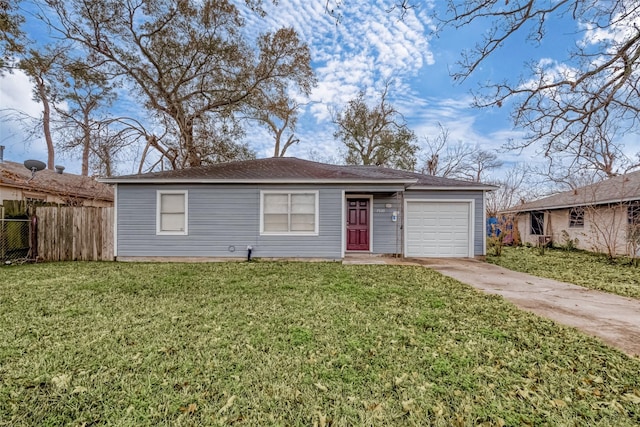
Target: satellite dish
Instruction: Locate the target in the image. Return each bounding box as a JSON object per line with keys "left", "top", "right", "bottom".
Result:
{"left": 24, "top": 159, "right": 46, "bottom": 172}
{"left": 24, "top": 159, "right": 46, "bottom": 181}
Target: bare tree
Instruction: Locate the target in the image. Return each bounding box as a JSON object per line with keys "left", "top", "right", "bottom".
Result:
{"left": 535, "top": 160, "right": 598, "bottom": 192}
{"left": 464, "top": 149, "right": 503, "bottom": 182}
{"left": 586, "top": 203, "right": 625, "bottom": 260}
{"left": 485, "top": 164, "right": 533, "bottom": 216}
{"left": 333, "top": 84, "right": 418, "bottom": 170}
{"left": 306, "top": 147, "right": 343, "bottom": 165}
{"left": 43, "top": 0, "right": 315, "bottom": 169}
{"left": 89, "top": 123, "right": 130, "bottom": 177}
{"left": 628, "top": 208, "right": 640, "bottom": 265}
{"left": 570, "top": 119, "right": 640, "bottom": 177}
{"left": 422, "top": 124, "right": 462, "bottom": 177}
{"left": 421, "top": 123, "right": 501, "bottom": 181}
{"left": 0, "top": 108, "right": 41, "bottom": 144}
{"left": 88, "top": 118, "right": 169, "bottom": 177}
{"left": 532, "top": 114, "right": 640, "bottom": 187}
{"left": 580, "top": 177, "right": 632, "bottom": 259}
{"left": 439, "top": 1, "right": 640, "bottom": 167}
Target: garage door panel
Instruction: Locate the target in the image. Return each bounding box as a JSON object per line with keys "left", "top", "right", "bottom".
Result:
{"left": 406, "top": 202, "right": 471, "bottom": 257}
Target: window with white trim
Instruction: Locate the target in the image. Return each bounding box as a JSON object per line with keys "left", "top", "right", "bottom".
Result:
{"left": 261, "top": 191, "right": 318, "bottom": 235}
{"left": 157, "top": 190, "right": 188, "bottom": 235}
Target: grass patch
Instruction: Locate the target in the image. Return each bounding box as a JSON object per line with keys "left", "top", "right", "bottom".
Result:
{"left": 488, "top": 246, "right": 640, "bottom": 299}
{"left": 1, "top": 261, "right": 639, "bottom": 426}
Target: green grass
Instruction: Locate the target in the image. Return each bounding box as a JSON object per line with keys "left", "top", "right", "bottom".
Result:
{"left": 488, "top": 246, "right": 640, "bottom": 299}
{"left": 1, "top": 262, "right": 639, "bottom": 426}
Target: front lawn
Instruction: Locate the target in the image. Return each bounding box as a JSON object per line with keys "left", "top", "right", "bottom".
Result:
{"left": 1, "top": 262, "right": 639, "bottom": 426}
{"left": 488, "top": 246, "right": 640, "bottom": 299}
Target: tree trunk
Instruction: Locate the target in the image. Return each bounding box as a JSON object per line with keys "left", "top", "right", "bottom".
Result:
{"left": 82, "top": 110, "right": 90, "bottom": 176}
{"left": 37, "top": 77, "right": 55, "bottom": 170}
{"left": 102, "top": 145, "right": 113, "bottom": 177}
{"left": 182, "top": 117, "right": 200, "bottom": 168}
{"left": 279, "top": 134, "right": 298, "bottom": 157}
{"left": 273, "top": 133, "right": 281, "bottom": 157}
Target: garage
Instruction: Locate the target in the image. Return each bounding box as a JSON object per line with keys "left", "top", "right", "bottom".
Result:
{"left": 405, "top": 201, "right": 473, "bottom": 257}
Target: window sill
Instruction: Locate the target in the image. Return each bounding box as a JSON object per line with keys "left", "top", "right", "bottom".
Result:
{"left": 260, "top": 232, "right": 319, "bottom": 237}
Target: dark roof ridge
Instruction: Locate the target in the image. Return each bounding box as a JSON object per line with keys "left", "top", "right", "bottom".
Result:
{"left": 102, "top": 156, "right": 496, "bottom": 189}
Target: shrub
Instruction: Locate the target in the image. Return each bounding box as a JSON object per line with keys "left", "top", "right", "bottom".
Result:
{"left": 487, "top": 236, "right": 504, "bottom": 256}
{"left": 558, "top": 230, "right": 579, "bottom": 251}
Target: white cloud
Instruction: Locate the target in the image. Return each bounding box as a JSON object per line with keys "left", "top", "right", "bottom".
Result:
{"left": 516, "top": 58, "right": 580, "bottom": 92}
{"left": 0, "top": 70, "right": 40, "bottom": 117}
{"left": 579, "top": 8, "right": 640, "bottom": 48}
{"left": 237, "top": 0, "right": 434, "bottom": 123}
{"left": 400, "top": 94, "right": 543, "bottom": 177}
{"left": 0, "top": 70, "right": 50, "bottom": 163}
{"left": 3, "top": 0, "right": 536, "bottom": 180}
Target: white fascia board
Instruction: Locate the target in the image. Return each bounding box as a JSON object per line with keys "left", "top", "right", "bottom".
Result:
{"left": 99, "top": 178, "right": 418, "bottom": 185}
{"left": 408, "top": 185, "right": 498, "bottom": 191}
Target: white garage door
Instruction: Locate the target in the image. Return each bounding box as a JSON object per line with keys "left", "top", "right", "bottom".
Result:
{"left": 405, "top": 201, "right": 472, "bottom": 257}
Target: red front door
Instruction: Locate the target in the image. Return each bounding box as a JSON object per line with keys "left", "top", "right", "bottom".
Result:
{"left": 346, "top": 199, "right": 370, "bottom": 251}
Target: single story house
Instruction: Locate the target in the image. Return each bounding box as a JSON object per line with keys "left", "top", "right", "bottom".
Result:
{"left": 503, "top": 170, "right": 640, "bottom": 256}
{"left": 0, "top": 159, "right": 114, "bottom": 213}
{"left": 101, "top": 157, "right": 497, "bottom": 261}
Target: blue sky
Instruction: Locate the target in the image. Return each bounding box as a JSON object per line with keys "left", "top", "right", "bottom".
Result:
{"left": 0, "top": 0, "right": 607, "bottom": 178}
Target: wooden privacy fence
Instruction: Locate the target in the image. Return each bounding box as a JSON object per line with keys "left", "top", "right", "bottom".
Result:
{"left": 36, "top": 206, "right": 114, "bottom": 261}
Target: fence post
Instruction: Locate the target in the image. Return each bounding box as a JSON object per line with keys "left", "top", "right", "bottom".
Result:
{"left": 1, "top": 206, "right": 4, "bottom": 261}
{"left": 30, "top": 215, "right": 38, "bottom": 259}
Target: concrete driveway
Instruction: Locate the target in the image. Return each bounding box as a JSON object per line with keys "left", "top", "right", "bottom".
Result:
{"left": 415, "top": 258, "right": 640, "bottom": 358}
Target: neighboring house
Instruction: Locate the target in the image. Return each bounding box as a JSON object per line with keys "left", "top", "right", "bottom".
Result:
{"left": 503, "top": 171, "right": 640, "bottom": 256}
{"left": 101, "top": 157, "right": 496, "bottom": 261}
{"left": 0, "top": 159, "right": 114, "bottom": 212}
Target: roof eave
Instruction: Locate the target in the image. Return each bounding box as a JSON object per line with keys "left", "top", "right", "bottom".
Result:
{"left": 99, "top": 178, "right": 419, "bottom": 185}
{"left": 1, "top": 181, "right": 113, "bottom": 202}
{"left": 503, "top": 195, "right": 640, "bottom": 213}
{"left": 408, "top": 184, "right": 499, "bottom": 191}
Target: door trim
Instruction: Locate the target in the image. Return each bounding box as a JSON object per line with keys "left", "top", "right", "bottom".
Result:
{"left": 345, "top": 195, "right": 373, "bottom": 253}
{"left": 403, "top": 199, "right": 475, "bottom": 258}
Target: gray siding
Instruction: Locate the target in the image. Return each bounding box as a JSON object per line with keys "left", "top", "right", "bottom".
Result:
{"left": 404, "top": 190, "right": 486, "bottom": 256}
{"left": 117, "top": 184, "right": 343, "bottom": 259}
{"left": 116, "top": 184, "right": 487, "bottom": 259}
{"left": 371, "top": 194, "right": 402, "bottom": 254}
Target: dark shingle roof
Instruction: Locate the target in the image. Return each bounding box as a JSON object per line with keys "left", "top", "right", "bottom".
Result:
{"left": 505, "top": 170, "right": 640, "bottom": 212}
{"left": 102, "top": 157, "right": 495, "bottom": 189}
{"left": 0, "top": 160, "right": 114, "bottom": 202}
{"left": 344, "top": 164, "right": 493, "bottom": 187}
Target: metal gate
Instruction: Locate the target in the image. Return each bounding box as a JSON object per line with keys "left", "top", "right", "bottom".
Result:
{"left": 0, "top": 218, "right": 32, "bottom": 262}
